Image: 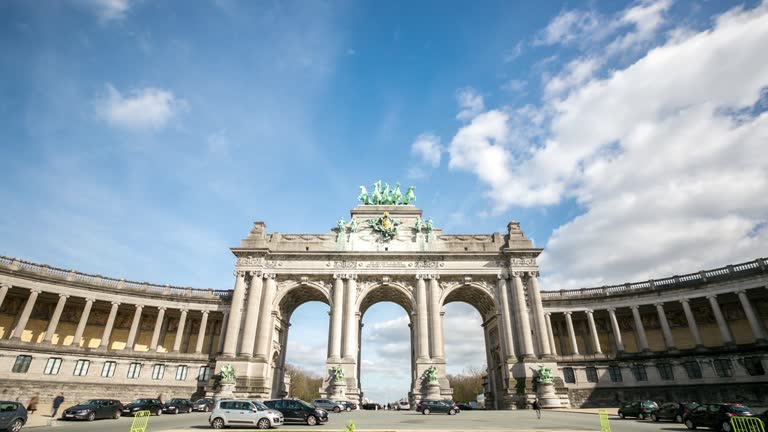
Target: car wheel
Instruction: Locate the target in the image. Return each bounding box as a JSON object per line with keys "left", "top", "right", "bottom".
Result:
{"left": 257, "top": 418, "right": 271, "bottom": 429}
{"left": 651, "top": 414, "right": 658, "bottom": 422}
{"left": 155, "top": 408, "right": 162, "bottom": 416}
{"left": 721, "top": 421, "right": 732, "bottom": 432}
{"left": 204, "top": 405, "right": 210, "bottom": 413}
{"left": 346, "top": 406, "right": 351, "bottom": 412}
{"left": 9, "top": 419, "right": 23, "bottom": 432}
{"left": 423, "top": 408, "right": 430, "bottom": 415}
{"left": 334, "top": 407, "right": 341, "bottom": 413}
{"left": 685, "top": 419, "right": 696, "bottom": 430}
{"left": 449, "top": 409, "right": 456, "bottom": 416}
{"left": 619, "top": 412, "right": 625, "bottom": 419}
{"left": 676, "top": 415, "right": 684, "bottom": 423}
{"left": 87, "top": 412, "right": 96, "bottom": 422}
{"left": 306, "top": 415, "right": 318, "bottom": 426}
{"left": 113, "top": 410, "right": 121, "bottom": 419}
{"left": 211, "top": 417, "right": 225, "bottom": 429}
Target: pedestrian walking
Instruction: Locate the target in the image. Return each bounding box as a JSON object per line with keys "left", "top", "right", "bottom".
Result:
{"left": 27, "top": 393, "right": 39, "bottom": 414}
{"left": 533, "top": 397, "right": 541, "bottom": 419}
{"left": 51, "top": 393, "right": 65, "bottom": 418}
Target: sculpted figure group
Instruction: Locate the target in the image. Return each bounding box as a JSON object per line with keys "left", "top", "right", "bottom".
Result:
{"left": 359, "top": 181, "right": 415, "bottom": 205}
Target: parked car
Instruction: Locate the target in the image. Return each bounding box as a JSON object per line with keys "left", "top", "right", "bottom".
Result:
{"left": 121, "top": 399, "right": 164, "bottom": 416}
{"left": 209, "top": 399, "right": 283, "bottom": 430}
{"left": 759, "top": 409, "right": 768, "bottom": 423}
{"left": 416, "top": 400, "right": 459, "bottom": 415}
{"left": 361, "top": 403, "right": 379, "bottom": 410}
{"left": 457, "top": 403, "right": 474, "bottom": 411}
{"left": 61, "top": 399, "right": 122, "bottom": 421}
{"left": 312, "top": 399, "right": 346, "bottom": 413}
{"left": 336, "top": 401, "right": 357, "bottom": 411}
{"left": 162, "top": 399, "right": 193, "bottom": 414}
{"left": 193, "top": 398, "right": 216, "bottom": 412}
{"left": 0, "top": 401, "right": 26, "bottom": 432}
{"left": 651, "top": 402, "right": 699, "bottom": 423}
{"left": 618, "top": 400, "right": 659, "bottom": 420}
{"left": 684, "top": 403, "right": 756, "bottom": 431}
{"left": 264, "top": 399, "right": 329, "bottom": 425}
{"left": 396, "top": 400, "right": 410, "bottom": 411}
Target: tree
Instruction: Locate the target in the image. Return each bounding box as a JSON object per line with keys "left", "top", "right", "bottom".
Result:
{"left": 446, "top": 366, "right": 484, "bottom": 403}
{"left": 284, "top": 364, "right": 324, "bottom": 402}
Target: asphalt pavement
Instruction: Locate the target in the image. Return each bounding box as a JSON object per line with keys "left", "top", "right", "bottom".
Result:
{"left": 29, "top": 409, "right": 697, "bottom": 432}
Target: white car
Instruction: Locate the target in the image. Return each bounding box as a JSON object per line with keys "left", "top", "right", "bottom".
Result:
{"left": 209, "top": 400, "right": 283, "bottom": 429}
{"left": 397, "top": 401, "right": 411, "bottom": 411}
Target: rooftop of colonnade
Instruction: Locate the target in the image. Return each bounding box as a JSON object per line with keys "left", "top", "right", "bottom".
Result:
{"left": 541, "top": 257, "right": 768, "bottom": 308}
{"left": 0, "top": 255, "right": 230, "bottom": 304}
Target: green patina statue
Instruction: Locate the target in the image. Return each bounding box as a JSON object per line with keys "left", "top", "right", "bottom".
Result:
{"left": 219, "top": 364, "right": 236, "bottom": 383}
{"left": 330, "top": 366, "right": 345, "bottom": 384}
{"left": 350, "top": 218, "right": 358, "bottom": 233}
{"left": 336, "top": 218, "right": 346, "bottom": 242}
{"left": 366, "top": 211, "right": 401, "bottom": 241}
{"left": 402, "top": 186, "right": 416, "bottom": 204}
{"left": 423, "top": 366, "right": 438, "bottom": 385}
{"left": 357, "top": 181, "right": 416, "bottom": 205}
{"left": 425, "top": 217, "right": 434, "bottom": 235}
{"left": 537, "top": 365, "right": 553, "bottom": 384}
{"left": 358, "top": 186, "right": 373, "bottom": 205}
{"left": 414, "top": 217, "right": 423, "bottom": 234}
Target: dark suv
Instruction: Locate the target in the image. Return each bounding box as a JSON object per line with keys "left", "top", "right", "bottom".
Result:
{"left": 618, "top": 400, "right": 658, "bottom": 420}
{"left": 162, "top": 399, "right": 193, "bottom": 414}
{"left": 121, "top": 399, "right": 164, "bottom": 416}
{"left": 264, "top": 399, "right": 329, "bottom": 425}
{"left": 0, "top": 401, "right": 26, "bottom": 432}
{"left": 416, "top": 400, "right": 459, "bottom": 415}
{"left": 651, "top": 402, "right": 699, "bottom": 423}
{"left": 61, "top": 399, "right": 122, "bottom": 421}
{"left": 684, "top": 403, "right": 755, "bottom": 431}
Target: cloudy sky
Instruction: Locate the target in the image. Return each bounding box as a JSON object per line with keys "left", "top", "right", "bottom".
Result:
{"left": 2, "top": 0, "right": 767, "bottom": 403}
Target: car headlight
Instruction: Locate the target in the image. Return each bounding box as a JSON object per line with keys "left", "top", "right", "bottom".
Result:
{"left": 132, "top": 407, "right": 140, "bottom": 411}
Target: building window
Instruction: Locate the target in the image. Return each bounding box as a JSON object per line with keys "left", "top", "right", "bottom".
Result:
{"left": 586, "top": 367, "right": 598, "bottom": 383}
{"left": 608, "top": 365, "right": 623, "bottom": 382}
{"left": 151, "top": 364, "right": 165, "bottom": 380}
{"left": 44, "top": 358, "right": 62, "bottom": 375}
{"left": 73, "top": 360, "right": 90, "bottom": 377}
{"left": 101, "top": 361, "right": 117, "bottom": 378}
{"left": 175, "top": 365, "right": 188, "bottom": 381}
{"left": 632, "top": 364, "right": 648, "bottom": 381}
{"left": 12, "top": 355, "right": 32, "bottom": 373}
{"left": 198, "top": 366, "right": 213, "bottom": 382}
{"left": 657, "top": 363, "right": 674, "bottom": 380}
{"left": 743, "top": 357, "right": 765, "bottom": 376}
{"left": 127, "top": 362, "right": 142, "bottom": 379}
{"left": 563, "top": 367, "right": 576, "bottom": 383}
{"left": 713, "top": 359, "right": 733, "bottom": 378}
{"left": 683, "top": 361, "right": 702, "bottom": 379}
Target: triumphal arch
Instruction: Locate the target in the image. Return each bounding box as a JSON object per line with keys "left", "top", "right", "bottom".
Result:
{"left": 216, "top": 183, "right": 565, "bottom": 407}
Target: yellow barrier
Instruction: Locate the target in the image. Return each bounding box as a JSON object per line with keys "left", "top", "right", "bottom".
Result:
{"left": 598, "top": 409, "right": 611, "bottom": 432}
{"left": 130, "top": 410, "right": 151, "bottom": 432}
{"left": 731, "top": 416, "right": 765, "bottom": 432}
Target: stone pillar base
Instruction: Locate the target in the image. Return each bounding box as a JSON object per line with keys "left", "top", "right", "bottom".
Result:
{"left": 214, "top": 383, "right": 235, "bottom": 401}
{"left": 536, "top": 383, "right": 561, "bottom": 408}
{"left": 424, "top": 383, "right": 441, "bottom": 401}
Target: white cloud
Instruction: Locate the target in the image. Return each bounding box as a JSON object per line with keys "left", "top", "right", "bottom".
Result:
{"left": 544, "top": 57, "right": 603, "bottom": 97}
{"left": 503, "top": 41, "right": 524, "bottom": 63}
{"left": 535, "top": 9, "right": 602, "bottom": 46}
{"left": 78, "top": 0, "right": 132, "bottom": 22}
{"left": 455, "top": 87, "right": 485, "bottom": 121}
{"left": 410, "top": 133, "right": 442, "bottom": 168}
{"left": 606, "top": 0, "right": 673, "bottom": 55}
{"left": 501, "top": 79, "right": 526, "bottom": 93}
{"left": 97, "top": 84, "right": 186, "bottom": 131}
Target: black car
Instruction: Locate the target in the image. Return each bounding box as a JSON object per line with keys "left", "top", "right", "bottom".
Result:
{"left": 61, "top": 399, "right": 122, "bottom": 421}
{"left": 651, "top": 402, "right": 699, "bottom": 423}
{"left": 685, "top": 403, "right": 755, "bottom": 431}
{"left": 759, "top": 409, "right": 768, "bottom": 423}
{"left": 162, "top": 399, "right": 193, "bottom": 414}
{"left": 618, "top": 400, "right": 658, "bottom": 420}
{"left": 264, "top": 399, "right": 329, "bottom": 426}
{"left": 121, "top": 399, "right": 164, "bottom": 416}
{"left": 192, "top": 398, "right": 215, "bottom": 412}
{"left": 457, "top": 403, "right": 474, "bottom": 411}
{"left": 416, "top": 400, "right": 459, "bottom": 415}
{"left": 0, "top": 401, "right": 26, "bottom": 432}
{"left": 361, "top": 403, "right": 379, "bottom": 410}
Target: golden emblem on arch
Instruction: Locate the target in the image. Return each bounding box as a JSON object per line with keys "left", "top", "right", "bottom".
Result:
{"left": 366, "top": 211, "right": 401, "bottom": 242}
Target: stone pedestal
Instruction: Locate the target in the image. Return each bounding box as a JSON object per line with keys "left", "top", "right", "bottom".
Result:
{"left": 327, "top": 382, "right": 347, "bottom": 400}
{"left": 536, "top": 382, "right": 561, "bottom": 408}
{"left": 214, "top": 382, "right": 235, "bottom": 401}
{"left": 424, "top": 383, "right": 441, "bottom": 401}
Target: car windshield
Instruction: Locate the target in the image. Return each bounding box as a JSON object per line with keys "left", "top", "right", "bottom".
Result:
{"left": 729, "top": 406, "right": 752, "bottom": 413}
{"left": 253, "top": 402, "right": 268, "bottom": 410}
{"left": 194, "top": 399, "right": 208, "bottom": 404}
{"left": 80, "top": 400, "right": 102, "bottom": 405}
{"left": 299, "top": 400, "right": 314, "bottom": 409}
{"left": 169, "top": 399, "right": 184, "bottom": 403}
{"left": 130, "top": 399, "right": 152, "bottom": 404}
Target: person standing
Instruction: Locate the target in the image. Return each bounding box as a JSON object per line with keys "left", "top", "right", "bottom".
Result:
{"left": 27, "top": 393, "right": 39, "bottom": 414}
{"left": 51, "top": 393, "right": 65, "bottom": 418}
{"left": 533, "top": 397, "right": 542, "bottom": 419}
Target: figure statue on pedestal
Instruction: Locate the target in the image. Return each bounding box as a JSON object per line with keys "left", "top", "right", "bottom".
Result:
{"left": 219, "top": 364, "right": 236, "bottom": 384}
{"left": 423, "top": 366, "right": 438, "bottom": 385}
{"left": 330, "top": 366, "right": 345, "bottom": 384}
{"left": 536, "top": 365, "right": 553, "bottom": 384}
{"left": 336, "top": 218, "right": 346, "bottom": 242}
{"left": 350, "top": 218, "right": 358, "bottom": 233}
{"left": 414, "top": 217, "right": 423, "bottom": 234}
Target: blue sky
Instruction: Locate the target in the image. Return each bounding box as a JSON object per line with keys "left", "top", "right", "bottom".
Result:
{"left": 2, "top": 0, "right": 767, "bottom": 403}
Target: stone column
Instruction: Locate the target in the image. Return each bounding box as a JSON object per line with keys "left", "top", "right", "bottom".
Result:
{"left": 585, "top": 310, "right": 602, "bottom": 354}
{"left": 0, "top": 284, "right": 9, "bottom": 311}
{"left": 707, "top": 294, "right": 734, "bottom": 345}
{"left": 511, "top": 272, "right": 535, "bottom": 357}
{"left": 206, "top": 316, "right": 218, "bottom": 354}
{"left": 254, "top": 274, "right": 277, "bottom": 359}
{"left": 149, "top": 307, "right": 166, "bottom": 350}
{"left": 654, "top": 303, "right": 676, "bottom": 351}
{"left": 43, "top": 294, "right": 69, "bottom": 343}
{"left": 496, "top": 275, "right": 516, "bottom": 358}
{"left": 416, "top": 275, "right": 430, "bottom": 360}
{"left": 173, "top": 309, "right": 188, "bottom": 352}
{"left": 195, "top": 311, "right": 209, "bottom": 354}
{"left": 428, "top": 276, "right": 445, "bottom": 360}
{"left": 72, "top": 298, "right": 94, "bottom": 346}
{"left": 736, "top": 289, "right": 767, "bottom": 342}
{"left": 100, "top": 302, "right": 120, "bottom": 349}
{"left": 528, "top": 272, "right": 551, "bottom": 356}
{"left": 680, "top": 298, "right": 704, "bottom": 348}
{"left": 545, "top": 313, "right": 557, "bottom": 355}
{"left": 239, "top": 272, "right": 263, "bottom": 357}
{"left": 126, "top": 305, "right": 144, "bottom": 351}
{"left": 217, "top": 311, "right": 229, "bottom": 354}
{"left": 222, "top": 271, "right": 247, "bottom": 357}
{"left": 328, "top": 274, "right": 344, "bottom": 360}
{"left": 343, "top": 275, "right": 358, "bottom": 360}
{"left": 564, "top": 312, "right": 579, "bottom": 355}
{"left": 607, "top": 307, "right": 625, "bottom": 353}
{"left": 630, "top": 305, "right": 650, "bottom": 352}
{"left": 10, "top": 289, "right": 40, "bottom": 340}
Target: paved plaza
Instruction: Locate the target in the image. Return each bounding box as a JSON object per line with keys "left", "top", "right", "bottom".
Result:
{"left": 28, "top": 410, "right": 705, "bottom": 432}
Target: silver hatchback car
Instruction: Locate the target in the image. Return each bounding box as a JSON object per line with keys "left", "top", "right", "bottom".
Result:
{"left": 209, "top": 400, "right": 283, "bottom": 429}
{"left": 311, "top": 399, "right": 346, "bottom": 413}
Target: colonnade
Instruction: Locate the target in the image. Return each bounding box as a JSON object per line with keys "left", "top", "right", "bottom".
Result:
{"left": 0, "top": 282, "right": 222, "bottom": 355}
{"left": 545, "top": 287, "right": 767, "bottom": 355}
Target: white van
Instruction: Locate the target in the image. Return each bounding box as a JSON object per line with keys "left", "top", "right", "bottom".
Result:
{"left": 209, "top": 399, "right": 283, "bottom": 429}
{"left": 397, "top": 400, "right": 411, "bottom": 411}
